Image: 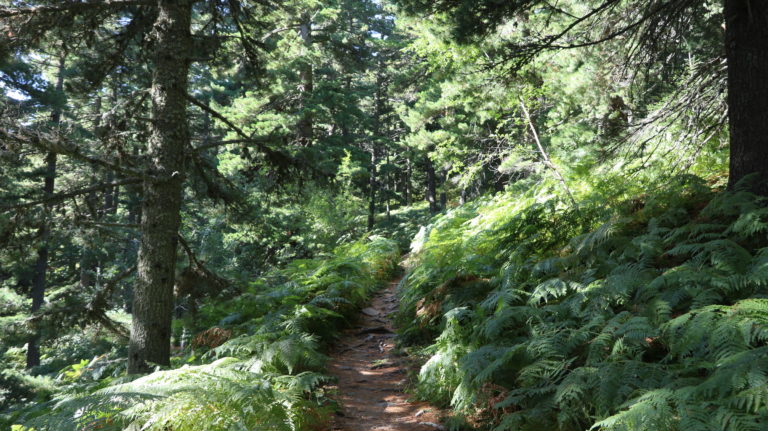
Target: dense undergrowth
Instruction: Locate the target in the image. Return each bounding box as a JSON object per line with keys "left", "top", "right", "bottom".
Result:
{"left": 398, "top": 174, "right": 768, "bottom": 431}
{"left": 4, "top": 236, "right": 400, "bottom": 431}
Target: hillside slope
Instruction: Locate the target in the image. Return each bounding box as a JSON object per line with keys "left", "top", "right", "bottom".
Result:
{"left": 397, "top": 175, "right": 768, "bottom": 431}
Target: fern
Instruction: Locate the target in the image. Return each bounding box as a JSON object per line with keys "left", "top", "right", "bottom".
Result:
{"left": 12, "top": 236, "right": 400, "bottom": 431}
{"left": 399, "top": 176, "right": 768, "bottom": 431}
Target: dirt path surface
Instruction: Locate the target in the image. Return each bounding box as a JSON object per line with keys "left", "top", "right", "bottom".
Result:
{"left": 328, "top": 276, "right": 444, "bottom": 431}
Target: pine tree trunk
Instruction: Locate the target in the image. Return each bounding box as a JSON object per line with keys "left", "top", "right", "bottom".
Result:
{"left": 385, "top": 151, "right": 391, "bottom": 221}
{"left": 26, "top": 55, "right": 65, "bottom": 369}
{"left": 80, "top": 93, "right": 103, "bottom": 291}
{"left": 405, "top": 157, "right": 412, "bottom": 206}
{"left": 725, "top": 0, "right": 768, "bottom": 194}
{"left": 426, "top": 152, "right": 438, "bottom": 214}
{"left": 297, "top": 12, "right": 313, "bottom": 146}
{"left": 439, "top": 167, "right": 447, "bottom": 210}
{"left": 368, "top": 148, "right": 377, "bottom": 230}
{"left": 341, "top": 76, "right": 352, "bottom": 145}
{"left": 26, "top": 152, "right": 55, "bottom": 369}
{"left": 128, "top": 0, "right": 191, "bottom": 374}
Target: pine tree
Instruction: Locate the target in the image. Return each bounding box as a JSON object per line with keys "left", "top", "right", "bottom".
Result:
{"left": 26, "top": 52, "right": 66, "bottom": 369}
{"left": 1, "top": 0, "right": 273, "bottom": 373}
{"left": 393, "top": 0, "right": 767, "bottom": 194}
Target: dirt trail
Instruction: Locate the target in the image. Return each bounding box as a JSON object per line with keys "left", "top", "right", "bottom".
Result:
{"left": 328, "top": 276, "right": 443, "bottom": 431}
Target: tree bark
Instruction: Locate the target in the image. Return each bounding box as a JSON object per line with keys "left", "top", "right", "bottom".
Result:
{"left": 81, "top": 92, "right": 103, "bottom": 291}
{"left": 26, "top": 54, "right": 65, "bottom": 369}
{"left": 724, "top": 0, "right": 768, "bottom": 194}
{"left": 297, "top": 11, "right": 314, "bottom": 146}
{"left": 368, "top": 147, "right": 377, "bottom": 230}
{"left": 425, "top": 151, "right": 438, "bottom": 214}
{"left": 385, "top": 150, "right": 391, "bottom": 221}
{"left": 439, "top": 167, "right": 447, "bottom": 210}
{"left": 128, "top": 0, "right": 191, "bottom": 374}
{"left": 368, "top": 56, "right": 387, "bottom": 230}
{"left": 405, "top": 156, "right": 412, "bottom": 206}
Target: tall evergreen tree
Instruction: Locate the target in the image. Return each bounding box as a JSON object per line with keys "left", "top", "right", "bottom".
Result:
{"left": 394, "top": 0, "right": 764, "bottom": 193}
{"left": 26, "top": 52, "right": 65, "bottom": 369}
{"left": 128, "top": 0, "right": 192, "bottom": 373}
{"left": 1, "top": 0, "right": 274, "bottom": 373}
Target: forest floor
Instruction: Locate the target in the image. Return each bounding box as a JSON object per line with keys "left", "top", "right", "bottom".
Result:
{"left": 328, "top": 275, "right": 444, "bottom": 431}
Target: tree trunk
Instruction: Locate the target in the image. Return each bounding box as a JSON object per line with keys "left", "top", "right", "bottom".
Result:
{"left": 128, "top": 0, "right": 192, "bottom": 374}
{"left": 385, "top": 150, "right": 391, "bottom": 221}
{"left": 439, "top": 167, "right": 448, "bottom": 210}
{"left": 725, "top": 0, "right": 768, "bottom": 194}
{"left": 340, "top": 76, "right": 352, "bottom": 145}
{"left": 425, "top": 152, "right": 438, "bottom": 214}
{"left": 26, "top": 55, "right": 65, "bottom": 369}
{"left": 368, "top": 57, "right": 387, "bottom": 230}
{"left": 105, "top": 85, "right": 120, "bottom": 215}
{"left": 81, "top": 93, "right": 103, "bottom": 291}
{"left": 297, "top": 12, "right": 314, "bottom": 146}
{"left": 368, "top": 147, "right": 377, "bottom": 230}
{"left": 26, "top": 152, "right": 55, "bottom": 369}
{"left": 405, "top": 156, "right": 412, "bottom": 206}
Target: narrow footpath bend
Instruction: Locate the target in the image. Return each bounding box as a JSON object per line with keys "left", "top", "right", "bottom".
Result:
{"left": 328, "top": 276, "right": 444, "bottom": 431}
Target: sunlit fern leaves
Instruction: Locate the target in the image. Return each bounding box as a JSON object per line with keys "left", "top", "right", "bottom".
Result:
{"left": 399, "top": 176, "right": 768, "bottom": 431}
{"left": 14, "top": 236, "right": 400, "bottom": 431}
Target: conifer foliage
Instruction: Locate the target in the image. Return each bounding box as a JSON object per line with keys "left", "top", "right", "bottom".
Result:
{"left": 2, "top": 0, "right": 768, "bottom": 430}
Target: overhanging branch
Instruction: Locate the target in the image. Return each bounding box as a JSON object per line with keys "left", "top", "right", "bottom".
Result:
{"left": 0, "top": 0, "right": 153, "bottom": 18}
{"left": 0, "top": 127, "right": 145, "bottom": 178}
{"left": 185, "top": 93, "right": 287, "bottom": 160}
{"left": 1, "top": 178, "right": 142, "bottom": 211}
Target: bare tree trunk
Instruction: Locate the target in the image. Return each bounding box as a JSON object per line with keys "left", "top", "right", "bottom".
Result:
{"left": 385, "top": 150, "right": 391, "bottom": 221}
{"left": 297, "top": 11, "right": 314, "bottom": 146}
{"left": 341, "top": 76, "right": 352, "bottom": 145}
{"left": 80, "top": 92, "right": 103, "bottom": 291}
{"left": 425, "top": 151, "right": 438, "bottom": 214}
{"left": 724, "top": 0, "right": 768, "bottom": 195}
{"left": 368, "top": 147, "right": 377, "bottom": 231}
{"left": 128, "top": 0, "right": 192, "bottom": 374}
{"left": 405, "top": 156, "right": 412, "bottom": 206}
{"left": 26, "top": 54, "right": 65, "bottom": 369}
{"left": 439, "top": 167, "right": 447, "bottom": 210}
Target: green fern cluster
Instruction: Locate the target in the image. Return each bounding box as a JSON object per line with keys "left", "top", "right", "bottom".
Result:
{"left": 399, "top": 175, "right": 768, "bottom": 431}
{"left": 10, "top": 236, "right": 400, "bottom": 431}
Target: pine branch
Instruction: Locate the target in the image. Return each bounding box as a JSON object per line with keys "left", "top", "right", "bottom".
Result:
{"left": 1, "top": 178, "right": 142, "bottom": 211}
{"left": 184, "top": 93, "right": 288, "bottom": 162}
{"left": 518, "top": 98, "right": 580, "bottom": 212}
{"left": 178, "top": 233, "right": 229, "bottom": 290}
{"left": 78, "top": 221, "right": 140, "bottom": 229}
{"left": 0, "top": 127, "right": 145, "bottom": 178}
{"left": 0, "top": 0, "right": 154, "bottom": 18}
{"left": 87, "top": 265, "right": 137, "bottom": 340}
